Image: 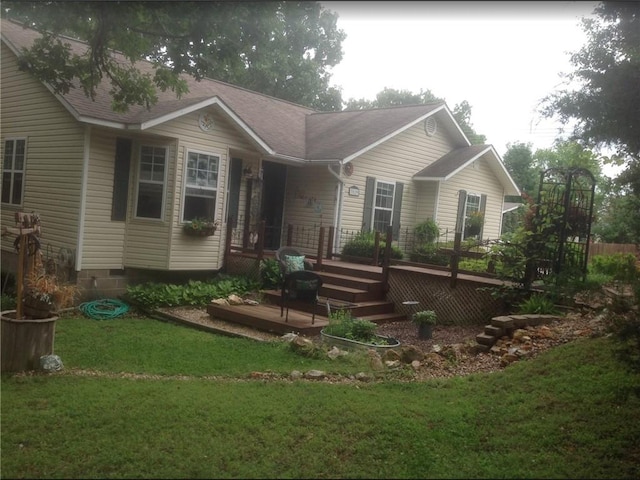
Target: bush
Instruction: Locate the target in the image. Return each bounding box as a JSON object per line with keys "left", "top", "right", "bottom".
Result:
{"left": 1, "top": 292, "right": 17, "bottom": 310}
{"left": 323, "top": 309, "right": 383, "bottom": 344}
{"left": 341, "top": 231, "right": 403, "bottom": 261}
{"left": 517, "top": 294, "right": 559, "bottom": 315}
{"left": 409, "top": 243, "right": 449, "bottom": 266}
{"left": 414, "top": 219, "right": 440, "bottom": 244}
{"left": 260, "top": 258, "right": 282, "bottom": 289}
{"left": 125, "top": 275, "right": 259, "bottom": 309}
{"left": 590, "top": 253, "right": 639, "bottom": 283}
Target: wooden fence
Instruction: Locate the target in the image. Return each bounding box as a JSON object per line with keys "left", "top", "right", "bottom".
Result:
{"left": 588, "top": 243, "right": 638, "bottom": 260}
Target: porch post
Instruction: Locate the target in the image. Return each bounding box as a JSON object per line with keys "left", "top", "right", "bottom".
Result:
{"left": 316, "top": 227, "right": 324, "bottom": 270}
{"left": 450, "top": 231, "right": 462, "bottom": 288}
{"left": 373, "top": 231, "right": 381, "bottom": 266}
{"left": 326, "top": 226, "right": 335, "bottom": 259}
{"left": 256, "top": 220, "right": 265, "bottom": 263}
{"left": 381, "top": 226, "right": 393, "bottom": 293}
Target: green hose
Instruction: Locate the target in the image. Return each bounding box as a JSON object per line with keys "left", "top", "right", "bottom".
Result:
{"left": 79, "top": 299, "right": 130, "bottom": 320}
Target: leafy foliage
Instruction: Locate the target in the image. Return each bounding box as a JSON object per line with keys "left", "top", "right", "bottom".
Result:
{"left": 341, "top": 231, "right": 404, "bottom": 261}
{"left": 3, "top": 1, "right": 346, "bottom": 111}
{"left": 412, "top": 310, "right": 436, "bottom": 325}
{"left": 517, "top": 294, "right": 559, "bottom": 315}
{"left": 590, "top": 253, "right": 639, "bottom": 283}
{"left": 539, "top": 3, "right": 640, "bottom": 204}
{"left": 413, "top": 218, "right": 440, "bottom": 244}
{"left": 125, "top": 275, "right": 259, "bottom": 309}
{"left": 409, "top": 243, "right": 449, "bottom": 266}
{"left": 322, "top": 309, "right": 386, "bottom": 345}
{"left": 260, "top": 258, "right": 283, "bottom": 290}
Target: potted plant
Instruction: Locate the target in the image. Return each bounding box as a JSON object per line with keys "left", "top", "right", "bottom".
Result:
{"left": 412, "top": 310, "right": 436, "bottom": 339}
{"left": 464, "top": 211, "right": 484, "bottom": 238}
{"left": 23, "top": 271, "right": 79, "bottom": 319}
{"left": 182, "top": 218, "right": 219, "bottom": 237}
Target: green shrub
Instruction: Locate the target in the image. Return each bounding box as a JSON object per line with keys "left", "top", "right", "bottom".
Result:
{"left": 414, "top": 219, "right": 440, "bottom": 244}
{"left": 409, "top": 243, "right": 449, "bottom": 266}
{"left": 517, "top": 294, "right": 559, "bottom": 315}
{"left": 590, "top": 253, "right": 639, "bottom": 283}
{"left": 322, "top": 309, "right": 384, "bottom": 344}
{"left": 125, "top": 275, "right": 259, "bottom": 309}
{"left": 260, "top": 258, "right": 283, "bottom": 289}
{"left": 1, "top": 292, "right": 17, "bottom": 310}
{"left": 341, "top": 231, "right": 403, "bottom": 260}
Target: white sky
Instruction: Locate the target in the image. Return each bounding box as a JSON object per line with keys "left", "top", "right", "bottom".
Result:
{"left": 324, "top": 1, "right": 599, "bottom": 158}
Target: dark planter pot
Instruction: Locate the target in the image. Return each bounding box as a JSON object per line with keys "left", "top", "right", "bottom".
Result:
{"left": 183, "top": 226, "right": 217, "bottom": 237}
{"left": 1, "top": 310, "right": 58, "bottom": 372}
{"left": 418, "top": 323, "right": 433, "bottom": 339}
{"left": 23, "top": 295, "right": 54, "bottom": 319}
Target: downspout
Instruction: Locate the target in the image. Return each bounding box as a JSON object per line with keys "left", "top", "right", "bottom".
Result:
{"left": 75, "top": 125, "right": 92, "bottom": 272}
{"left": 327, "top": 163, "right": 344, "bottom": 252}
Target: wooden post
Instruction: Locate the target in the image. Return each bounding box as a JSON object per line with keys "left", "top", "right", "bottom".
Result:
{"left": 15, "top": 234, "right": 26, "bottom": 319}
{"left": 326, "top": 226, "right": 335, "bottom": 259}
{"left": 224, "top": 216, "right": 233, "bottom": 264}
{"left": 256, "top": 220, "right": 265, "bottom": 263}
{"left": 316, "top": 227, "right": 324, "bottom": 270}
{"left": 450, "top": 231, "right": 462, "bottom": 288}
{"left": 381, "top": 226, "right": 393, "bottom": 293}
{"left": 286, "top": 224, "right": 293, "bottom": 246}
{"left": 373, "top": 231, "right": 380, "bottom": 266}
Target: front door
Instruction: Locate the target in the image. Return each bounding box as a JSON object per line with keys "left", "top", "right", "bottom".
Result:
{"left": 260, "top": 161, "right": 287, "bottom": 249}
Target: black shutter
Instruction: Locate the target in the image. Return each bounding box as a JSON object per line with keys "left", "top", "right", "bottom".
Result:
{"left": 392, "top": 182, "right": 404, "bottom": 240}
{"left": 111, "top": 138, "right": 132, "bottom": 221}
{"left": 362, "top": 176, "right": 375, "bottom": 231}
{"left": 479, "top": 194, "right": 487, "bottom": 239}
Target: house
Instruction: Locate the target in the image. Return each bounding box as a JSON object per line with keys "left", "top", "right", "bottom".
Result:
{"left": 1, "top": 19, "right": 520, "bottom": 297}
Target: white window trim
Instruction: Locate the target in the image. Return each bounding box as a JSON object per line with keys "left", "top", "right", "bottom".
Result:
{"left": 180, "top": 147, "right": 221, "bottom": 224}
{"left": 2, "top": 137, "right": 27, "bottom": 207}
{"left": 372, "top": 179, "right": 396, "bottom": 231}
{"left": 134, "top": 143, "right": 168, "bottom": 221}
{"left": 462, "top": 192, "right": 481, "bottom": 234}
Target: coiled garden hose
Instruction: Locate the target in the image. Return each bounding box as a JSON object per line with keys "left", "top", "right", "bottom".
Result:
{"left": 79, "top": 299, "right": 130, "bottom": 320}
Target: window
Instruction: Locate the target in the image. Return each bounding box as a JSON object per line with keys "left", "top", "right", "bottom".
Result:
{"left": 182, "top": 150, "right": 219, "bottom": 222}
{"left": 2, "top": 139, "right": 26, "bottom": 205}
{"left": 372, "top": 180, "right": 395, "bottom": 233}
{"left": 135, "top": 145, "right": 167, "bottom": 219}
{"left": 463, "top": 193, "right": 482, "bottom": 239}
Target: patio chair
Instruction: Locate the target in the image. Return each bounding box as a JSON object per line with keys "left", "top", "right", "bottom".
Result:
{"left": 280, "top": 270, "right": 323, "bottom": 324}
{"left": 275, "top": 246, "right": 314, "bottom": 276}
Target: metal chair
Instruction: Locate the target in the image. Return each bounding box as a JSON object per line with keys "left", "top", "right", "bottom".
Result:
{"left": 280, "top": 270, "right": 323, "bottom": 324}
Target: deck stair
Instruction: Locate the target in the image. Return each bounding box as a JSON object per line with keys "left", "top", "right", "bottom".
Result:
{"left": 207, "top": 259, "right": 408, "bottom": 336}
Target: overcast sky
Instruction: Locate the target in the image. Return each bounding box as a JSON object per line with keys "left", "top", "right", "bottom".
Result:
{"left": 324, "top": 1, "right": 600, "bottom": 158}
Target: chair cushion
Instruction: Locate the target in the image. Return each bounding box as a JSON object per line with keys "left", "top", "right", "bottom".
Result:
{"left": 283, "top": 255, "right": 305, "bottom": 274}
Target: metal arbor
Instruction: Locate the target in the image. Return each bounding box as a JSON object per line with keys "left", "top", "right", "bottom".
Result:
{"left": 526, "top": 167, "right": 596, "bottom": 288}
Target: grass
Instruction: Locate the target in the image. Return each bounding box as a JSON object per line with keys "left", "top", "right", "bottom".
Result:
{"left": 2, "top": 313, "right": 639, "bottom": 479}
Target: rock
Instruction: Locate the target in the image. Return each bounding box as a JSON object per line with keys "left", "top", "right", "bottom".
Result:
{"left": 227, "top": 294, "right": 244, "bottom": 305}
{"left": 355, "top": 372, "right": 373, "bottom": 382}
{"left": 400, "top": 345, "right": 424, "bottom": 363}
{"left": 280, "top": 332, "right": 299, "bottom": 342}
{"left": 384, "top": 360, "right": 402, "bottom": 369}
{"left": 367, "top": 350, "right": 384, "bottom": 370}
{"left": 327, "top": 346, "right": 348, "bottom": 360}
{"left": 290, "top": 370, "right": 303, "bottom": 380}
{"left": 381, "top": 349, "right": 401, "bottom": 362}
{"left": 304, "top": 370, "right": 326, "bottom": 380}
{"left": 40, "top": 354, "right": 63, "bottom": 372}
{"left": 211, "top": 298, "right": 229, "bottom": 306}
{"left": 290, "top": 336, "right": 316, "bottom": 355}
{"left": 411, "top": 360, "right": 421, "bottom": 370}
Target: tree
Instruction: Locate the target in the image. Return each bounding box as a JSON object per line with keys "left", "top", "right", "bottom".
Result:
{"left": 2, "top": 1, "right": 346, "bottom": 112}
{"left": 540, "top": 2, "right": 640, "bottom": 196}
{"left": 502, "top": 142, "right": 538, "bottom": 202}
{"left": 344, "top": 87, "right": 486, "bottom": 145}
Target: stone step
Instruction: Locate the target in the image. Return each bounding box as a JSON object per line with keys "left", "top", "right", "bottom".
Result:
{"left": 484, "top": 324, "right": 504, "bottom": 337}
{"left": 475, "top": 333, "right": 497, "bottom": 347}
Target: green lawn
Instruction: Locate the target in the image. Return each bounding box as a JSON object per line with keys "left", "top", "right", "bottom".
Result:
{"left": 2, "top": 314, "right": 639, "bottom": 479}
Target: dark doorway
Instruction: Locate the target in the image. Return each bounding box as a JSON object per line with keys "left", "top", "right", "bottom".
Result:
{"left": 261, "top": 161, "right": 287, "bottom": 249}
{"left": 227, "top": 158, "right": 242, "bottom": 228}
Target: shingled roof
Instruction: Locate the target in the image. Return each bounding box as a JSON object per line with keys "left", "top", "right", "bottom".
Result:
{"left": 1, "top": 14, "right": 518, "bottom": 200}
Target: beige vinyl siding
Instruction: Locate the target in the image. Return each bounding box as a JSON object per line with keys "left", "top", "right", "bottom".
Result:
{"left": 340, "top": 119, "right": 455, "bottom": 236}
{"left": 282, "top": 164, "right": 338, "bottom": 256}
{"left": 414, "top": 181, "right": 439, "bottom": 223}
{"left": 146, "top": 108, "right": 261, "bottom": 270}
{"left": 435, "top": 157, "right": 505, "bottom": 239}
{"left": 1, "top": 44, "right": 84, "bottom": 259}
{"left": 80, "top": 130, "right": 127, "bottom": 270}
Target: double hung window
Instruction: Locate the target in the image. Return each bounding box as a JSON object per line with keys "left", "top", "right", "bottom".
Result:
{"left": 2, "top": 139, "right": 26, "bottom": 205}
{"left": 182, "top": 150, "right": 219, "bottom": 222}
{"left": 135, "top": 145, "right": 167, "bottom": 219}
{"left": 372, "top": 180, "right": 395, "bottom": 233}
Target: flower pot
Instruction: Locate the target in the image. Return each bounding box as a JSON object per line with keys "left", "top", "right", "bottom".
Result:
{"left": 320, "top": 329, "right": 400, "bottom": 353}
{"left": 418, "top": 323, "right": 433, "bottom": 340}
{"left": 183, "top": 226, "right": 216, "bottom": 237}
{"left": 1, "top": 310, "right": 58, "bottom": 372}
{"left": 23, "top": 295, "right": 54, "bottom": 319}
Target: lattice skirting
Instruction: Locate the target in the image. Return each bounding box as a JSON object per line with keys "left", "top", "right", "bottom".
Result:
{"left": 224, "top": 256, "right": 261, "bottom": 280}
{"left": 387, "top": 270, "right": 508, "bottom": 326}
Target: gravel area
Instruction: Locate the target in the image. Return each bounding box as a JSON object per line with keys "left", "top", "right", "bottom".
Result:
{"left": 157, "top": 305, "right": 614, "bottom": 380}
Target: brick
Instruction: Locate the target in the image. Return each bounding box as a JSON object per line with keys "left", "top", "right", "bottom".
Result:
{"left": 476, "top": 333, "right": 497, "bottom": 346}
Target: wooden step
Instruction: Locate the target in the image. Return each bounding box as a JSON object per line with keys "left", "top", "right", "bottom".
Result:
{"left": 315, "top": 262, "right": 383, "bottom": 281}
{"left": 316, "top": 271, "right": 383, "bottom": 294}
